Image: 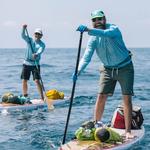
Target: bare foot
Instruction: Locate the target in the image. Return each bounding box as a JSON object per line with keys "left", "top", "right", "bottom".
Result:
{"left": 125, "top": 132, "right": 135, "bottom": 139}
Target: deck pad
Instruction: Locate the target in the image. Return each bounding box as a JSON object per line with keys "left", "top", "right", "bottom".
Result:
{"left": 0, "top": 99, "right": 67, "bottom": 113}
{"left": 60, "top": 126, "right": 145, "bottom": 150}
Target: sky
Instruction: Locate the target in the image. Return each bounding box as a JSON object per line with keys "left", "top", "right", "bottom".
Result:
{"left": 0, "top": 0, "right": 150, "bottom": 48}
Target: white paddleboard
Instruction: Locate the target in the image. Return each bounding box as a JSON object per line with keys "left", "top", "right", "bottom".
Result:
{"left": 60, "top": 126, "right": 145, "bottom": 150}
{"left": 0, "top": 99, "right": 68, "bottom": 113}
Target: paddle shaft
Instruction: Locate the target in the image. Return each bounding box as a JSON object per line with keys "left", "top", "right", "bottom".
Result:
{"left": 25, "top": 28, "right": 46, "bottom": 95}
{"left": 62, "top": 32, "right": 83, "bottom": 144}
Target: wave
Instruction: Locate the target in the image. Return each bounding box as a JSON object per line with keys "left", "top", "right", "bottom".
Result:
{"left": 0, "top": 65, "right": 22, "bottom": 68}
{"left": 40, "top": 64, "right": 55, "bottom": 68}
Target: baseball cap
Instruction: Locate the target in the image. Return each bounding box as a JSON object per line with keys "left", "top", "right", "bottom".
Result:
{"left": 91, "top": 10, "right": 105, "bottom": 19}
{"left": 34, "top": 28, "right": 43, "bottom": 35}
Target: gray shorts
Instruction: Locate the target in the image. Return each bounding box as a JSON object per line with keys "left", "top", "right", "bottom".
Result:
{"left": 99, "top": 62, "right": 134, "bottom": 96}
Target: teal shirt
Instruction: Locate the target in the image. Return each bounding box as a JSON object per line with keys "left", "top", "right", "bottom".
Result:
{"left": 78, "top": 23, "right": 131, "bottom": 74}
{"left": 21, "top": 28, "right": 45, "bottom": 65}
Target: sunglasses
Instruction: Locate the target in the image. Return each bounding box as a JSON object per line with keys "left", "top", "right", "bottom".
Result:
{"left": 92, "top": 17, "right": 103, "bottom": 22}
{"left": 35, "top": 32, "right": 42, "bottom": 35}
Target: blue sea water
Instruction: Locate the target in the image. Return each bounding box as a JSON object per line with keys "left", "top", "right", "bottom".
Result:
{"left": 0, "top": 48, "right": 150, "bottom": 150}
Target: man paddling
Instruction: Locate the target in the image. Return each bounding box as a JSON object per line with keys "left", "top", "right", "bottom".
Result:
{"left": 21, "top": 24, "right": 45, "bottom": 100}
{"left": 75, "top": 10, "right": 134, "bottom": 139}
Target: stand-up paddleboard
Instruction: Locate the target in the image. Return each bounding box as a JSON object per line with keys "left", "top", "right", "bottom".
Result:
{"left": 60, "top": 126, "right": 145, "bottom": 150}
{"left": 0, "top": 99, "right": 68, "bottom": 113}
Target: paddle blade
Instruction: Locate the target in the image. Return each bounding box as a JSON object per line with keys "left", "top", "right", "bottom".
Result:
{"left": 44, "top": 97, "right": 55, "bottom": 110}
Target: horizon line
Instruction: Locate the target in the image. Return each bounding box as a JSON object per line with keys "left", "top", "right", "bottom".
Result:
{"left": 0, "top": 47, "right": 150, "bottom": 49}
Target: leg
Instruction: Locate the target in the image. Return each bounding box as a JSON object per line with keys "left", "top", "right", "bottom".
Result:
{"left": 34, "top": 79, "right": 44, "bottom": 100}
{"left": 22, "top": 79, "right": 28, "bottom": 96}
{"left": 118, "top": 63, "right": 134, "bottom": 139}
{"left": 123, "top": 95, "right": 134, "bottom": 139}
{"left": 96, "top": 67, "right": 116, "bottom": 122}
{"left": 94, "top": 94, "right": 108, "bottom": 121}
{"left": 21, "top": 65, "right": 31, "bottom": 96}
{"left": 32, "top": 65, "right": 44, "bottom": 100}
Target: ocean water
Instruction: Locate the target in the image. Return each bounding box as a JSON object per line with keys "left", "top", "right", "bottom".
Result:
{"left": 0, "top": 48, "right": 150, "bottom": 150}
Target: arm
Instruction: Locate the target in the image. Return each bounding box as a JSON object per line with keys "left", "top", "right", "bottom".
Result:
{"left": 88, "top": 25, "right": 121, "bottom": 38}
{"left": 36, "top": 43, "right": 45, "bottom": 56}
{"left": 78, "top": 37, "right": 96, "bottom": 75}
{"left": 33, "top": 42, "right": 45, "bottom": 60}
{"left": 21, "top": 24, "right": 30, "bottom": 42}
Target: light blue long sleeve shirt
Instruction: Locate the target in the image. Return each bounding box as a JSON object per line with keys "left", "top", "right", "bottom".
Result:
{"left": 78, "top": 23, "right": 131, "bottom": 74}
{"left": 21, "top": 28, "right": 45, "bottom": 65}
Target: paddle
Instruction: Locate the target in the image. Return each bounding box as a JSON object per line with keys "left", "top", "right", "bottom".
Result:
{"left": 62, "top": 32, "right": 83, "bottom": 144}
{"left": 24, "top": 28, "right": 54, "bottom": 110}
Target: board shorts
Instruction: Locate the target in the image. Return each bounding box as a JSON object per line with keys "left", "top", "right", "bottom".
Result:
{"left": 21, "top": 64, "right": 41, "bottom": 80}
{"left": 99, "top": 62, "right": 134, "bottom": 96}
